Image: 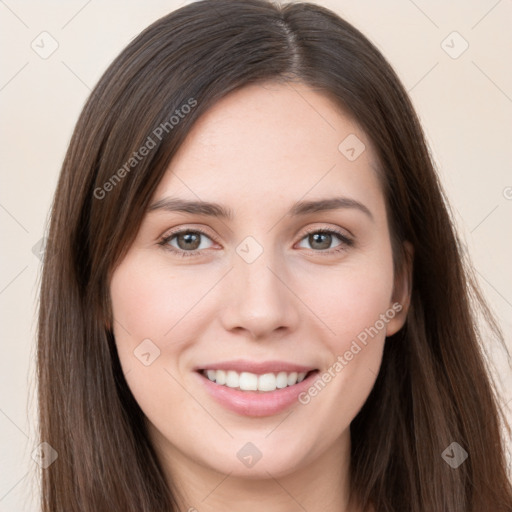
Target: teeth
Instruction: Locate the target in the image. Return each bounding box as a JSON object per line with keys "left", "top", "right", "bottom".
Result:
{"left": 202, "top": 369, "right": 309, "bottom": 392}
{"left": 258, "top": 373, "right": 276, "bottom": 392}
{"left": 239, "top": 372, "right": 258, "bottom": 391}
{"left": 215, "top": 369, "right": 226, "bottom": 385}
{"left": 225, "top": 370, "right": 239, "bottom": 388}
{"left": 287, "top": 372, "right": 298, "bottom": 385}
{"left": 276, "top": 371, "right": 288, "bottom": 389}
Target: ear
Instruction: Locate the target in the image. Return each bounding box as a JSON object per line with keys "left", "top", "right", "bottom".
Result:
{"left": 385, "top": 241, "right": 413, "bottom": 337}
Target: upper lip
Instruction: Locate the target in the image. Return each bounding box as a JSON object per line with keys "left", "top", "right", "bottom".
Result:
{"left": 196, "top": 359, "right": 317, "bottom": 374}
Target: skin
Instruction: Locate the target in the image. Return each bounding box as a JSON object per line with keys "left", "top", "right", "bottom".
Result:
{"left": 110, "top": 81, "right": 412, "bottom": 512}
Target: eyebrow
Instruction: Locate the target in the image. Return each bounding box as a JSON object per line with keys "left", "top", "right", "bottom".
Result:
{"left": 148, "top": 196, "right": 374, "bottom": 221}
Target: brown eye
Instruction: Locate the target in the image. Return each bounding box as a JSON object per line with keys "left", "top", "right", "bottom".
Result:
{"left": 308, "top": 232, "right": 335, "bottom": 250}
{"left": 297, "top": 228, "right": 353, "bottom": 253}
{"left": 159, "top": 229, "right": 216, "bottom": 257}
{"left": 175, "top": 231, "right": 202, "bottom": 250}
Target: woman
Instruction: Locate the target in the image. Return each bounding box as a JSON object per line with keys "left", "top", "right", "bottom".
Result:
{"left": 36, "top": 0, "right": 512, "bottom": 510}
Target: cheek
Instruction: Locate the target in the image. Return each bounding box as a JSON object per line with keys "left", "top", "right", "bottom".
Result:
{"left": 109, "top": 253, "right": 223, "bottom": 416}
{"left": 109, "top": 256, "right": 204, "bottom": 432}
{"left": 338, "top": 272, "right": 394, "bottom": 343}
{"left": 295, "top": 248, "right": 395, "bottom": 349}
{"left": 295, "top": 247, "right": 394, "bottom": 422}
{"left": 109, "top": 254, "right": 190, "bottom": 391}
{"left": 110, "top": 252, "right": 213, "bottom": 343}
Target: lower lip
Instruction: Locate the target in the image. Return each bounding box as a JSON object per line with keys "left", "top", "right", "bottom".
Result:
{"left": 195, "top": 370, "right": 319, "bottom": 417}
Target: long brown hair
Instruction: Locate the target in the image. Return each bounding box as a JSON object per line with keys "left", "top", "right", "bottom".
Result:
{"left": 36, "top": 1, "right": 512, "bottom": 510}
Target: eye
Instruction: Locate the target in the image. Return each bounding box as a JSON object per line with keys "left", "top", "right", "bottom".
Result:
{"left": 158, "top": 226, "right": 354, "bottom": 258}
{"left": 158, "top": 229, "right": 216, "bottom": 257}
{"left": 296, "top": 227, "right": 353, "bottom": 254}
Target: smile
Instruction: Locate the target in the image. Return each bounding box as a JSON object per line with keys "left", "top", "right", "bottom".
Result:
{"left": 194, "top": 361, "right": 320, "bottom": 417}
{"left": 200, "top": 369, "right": 311, "bottom": 392}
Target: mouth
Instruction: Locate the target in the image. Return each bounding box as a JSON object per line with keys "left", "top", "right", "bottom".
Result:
{"left": 194, "top": 363, "right": 320, "bottom": 417}
{"left": 197, "top": 368, "right": 318, "bottom": 393}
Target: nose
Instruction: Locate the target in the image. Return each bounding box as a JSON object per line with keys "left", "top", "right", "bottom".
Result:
{"left": 218, "top": 246, "right": 301, "bottom": 340}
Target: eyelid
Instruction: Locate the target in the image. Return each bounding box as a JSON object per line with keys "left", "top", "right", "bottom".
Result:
{"left": 300, "top": 224, "right": 353, "bottom": 242}
{"left": 159, "top": 224, "right": 219, "bottom": 244}
{"left": 158, "top": 223, "right": 354, "bottom": 257}
{"left": 158, "top": 226, "right": 219, "bottom": 257}
{"left": 295, "top": 225, "right": 354, "bottom": 254}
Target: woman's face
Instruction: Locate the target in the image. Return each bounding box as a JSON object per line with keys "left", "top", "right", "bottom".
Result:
{"left": 110, "top": 82, "right": 410, "bottom": 482}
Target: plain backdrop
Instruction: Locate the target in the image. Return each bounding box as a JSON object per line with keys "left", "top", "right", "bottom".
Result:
{"left": 1, "top": 0, "right": 511, "bottom": 510}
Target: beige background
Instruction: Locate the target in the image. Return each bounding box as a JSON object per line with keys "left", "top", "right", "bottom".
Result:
{"left": 1, "top": 0, "right": 511, "bottom": 509}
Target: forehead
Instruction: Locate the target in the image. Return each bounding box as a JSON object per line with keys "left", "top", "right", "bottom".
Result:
{"left": 154, "top": 81, "right": 384, "bottom": 214}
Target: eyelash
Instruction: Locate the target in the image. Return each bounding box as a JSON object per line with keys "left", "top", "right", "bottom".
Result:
{"left": 158, "top": 226, "right": 354, "bottom": 258}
